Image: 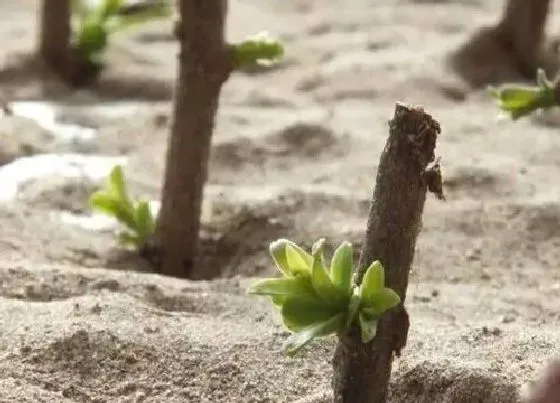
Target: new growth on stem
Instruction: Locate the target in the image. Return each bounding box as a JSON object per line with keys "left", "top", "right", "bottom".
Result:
{"left": 489, "top": 68, "right": 560, "bottom": 119}
{"left": 155, "top": 0, "right": 284, "bottom": 279}
{"left": 248, "top": 239, "right": 401, "bottom": 356}
{"left": 333, "top": 103, "right": 443, "bottom": 403}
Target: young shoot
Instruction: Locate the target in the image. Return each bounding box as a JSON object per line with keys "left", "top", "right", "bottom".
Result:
{"left": 89, "top": 165, "right": 155, "bottom": 250}
{"left": 248, "top": 238, "right": 401, "bottom": 356}
{"left": 489, "top": 68, "right": 559, "bottom": 120}
{"left": 231, "top": 31, "right": 284, "bottom": 69}
{"left": 71, "top": 0, "right": 172, "bottom": 72}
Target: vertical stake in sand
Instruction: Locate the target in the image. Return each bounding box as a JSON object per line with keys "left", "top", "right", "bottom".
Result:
{"left": 39, "top": 0, "right": 71, "bottom": 77}
{"left": 332, "top": 103, "right": 443, "bottom": 403}
{"left": 155, "top": 0, "right": 232, "bottom": 278}
{"left": 497, "top": 0, "right": 551, "bottom": 78}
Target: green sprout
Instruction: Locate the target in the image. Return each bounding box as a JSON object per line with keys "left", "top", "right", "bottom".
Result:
{"left": 71, "top": 0, "right": 172, "bottom": 69}
{"left": 489, "top": 68, "right": 558, "bottom": 120}
{"left": 231, "top": 31, "right": 284, "bottom": 69}
{"left": 89, "top": 165, "right": 156, "bottom": 249}
{"left": 248, "top": 238, "right": 401, "bottom": 356}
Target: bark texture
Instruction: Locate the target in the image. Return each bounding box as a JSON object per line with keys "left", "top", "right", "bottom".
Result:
{"left": 155, "top": 0, "right": 233, "bottom": 278}
{"left": 332, "top": 103, "right": 442, "bottom": 403}
{"left": 39, "top": 0, "right": 71, "bottom": 75}
{"left": 496, "top": 0, "right": 552, "bottom": 78}
{"left": 449, "top": 0, "right": 556, "bottom": 87}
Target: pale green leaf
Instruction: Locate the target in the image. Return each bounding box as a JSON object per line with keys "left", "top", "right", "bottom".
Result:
{"left": 281, "top": 295, "right": 340, "bottom": 332}
{"left": 247, "top": 276, "right": 315, "bottom": 299}
{"left": 89, "top": 191, "right": 136, "bottom": 229}
{"left": 232, "top": 32, "right": 284, "bottom": 68}
{"left": 108, "top": 165, "right": 128, "bottom": 202}
{"left": 330, "top": 241, "right": 353, "bottom": 296}
{"left": 284, "top": 313, "right": 346, "bottom": 356}
{"left": 311, "top": 241, "right": 345, "bottom": 307}
{"left": 272, "top": 295, "right": 286, "bottom": 308}
{"left": 359, "top": 260, "right": 385, "bottom": 302}
{"left": 117, "top": 230, "right": 141, "bottom": 247}
{"left": 489, "top": 86, "right": 541, "bottom": 109}
{"left": 311, "top": 238, "right": 325, "bottom": 257}
{"left": 268, "top": 238, "right": 312, "bottom": 276}
{"left": 285, "top": 243, "right": 312, "bottom": 277}
{"left": 89, "top": 191, "right": 120, "bottom": 216}
{"left": 73, "top": 18, "right": 109, "bottom": 57}
{"left": 358, "top": 311, "right": 378, "bottom": 343}
{"left": 345, "top": 291, "right": 361, "bottom": 329}
{"left": 133, "top": 200, "right": 155, "bottom": 239}
{"left": 361, "top": 287, "right": 401, "bottom": 316}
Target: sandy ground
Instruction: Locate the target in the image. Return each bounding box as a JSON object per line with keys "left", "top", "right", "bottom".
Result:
{"left": 1, "top": 0, "right": 560, "bottom": 402}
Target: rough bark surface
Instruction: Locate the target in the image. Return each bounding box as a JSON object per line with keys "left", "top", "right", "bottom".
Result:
{"left": 496, "top": 0, "right": 552, "bottom": 78}
{"left": 39, "top": 0, "right": 71, "bottom": 75}
{"left": 449, "top": 0, "right": 556, "bottom": 87}
{"left": 332, "top": 103, "right": 442, "bottom": 403}
{"left": 155, "top": 0, "right": 232, "bottom": 279}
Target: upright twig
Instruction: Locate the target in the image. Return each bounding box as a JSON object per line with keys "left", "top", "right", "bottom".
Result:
{"left": 497, "top": 0, "right": 551, "bottom": 78}
{"left": 155, "top": 0, "right": 232, "bottom": 278}
{"left": 39, "top": 0, "right": 72, "bottom": 75}
{"left": 154, "top": 0, "right": 282, "bottom": 279}
{"left": 332, "top": 103, "right": 443, "bottom": 403}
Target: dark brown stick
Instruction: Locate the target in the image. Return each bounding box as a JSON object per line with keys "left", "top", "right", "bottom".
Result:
{"left": 497, "top": 0, "right": 552, "bottom": 78}
{"left": 38, "top": 0, "right": 71, "bottom": 74}
{"left": 523, "top": 360, "right": 560, "bottom": 403}
{"left": 332, "top": 103, "right": 442, "bottom": 403}
{"left": 154, "top": 0, "right": 233, "bottom": 278}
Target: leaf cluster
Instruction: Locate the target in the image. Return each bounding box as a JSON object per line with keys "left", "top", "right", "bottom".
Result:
{"left": 71, "top": 0, "right": 172, "bottom": 66}
{"left": 89, "top": 165, "right": 155, "bottom": 249}
{"left": 248, "top": 238, "right": 401, "bottom": 356}
{"left": 231, "top": 31, "right": 284, "bottom": 69}
{"left": 489, "top": 68, "right": 558, "bottom": 120}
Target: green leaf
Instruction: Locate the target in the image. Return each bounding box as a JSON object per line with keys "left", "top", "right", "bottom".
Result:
{"left": 108, "top": 165, "right": 128, "bottom": 202}
{"left": 330, "top": 241, "right": 353, "bottom": 296}
{"left": 311, "top": 238, "right": 328, "bottom": 277}
{"left": 269, "top": 239, "right": 313, "bottom": 277}
{"left": 358, "top": 310, "right": 378, "bottom": 343}
{"left": 89, "top": 191, "right": 136, "bottom": 229}
{"left": 269, "top": 239, "right": 301, "bottom": 276}
{"left": 284, "top": 313, "right": 346, "bottom": 356}
{"left": 488, "top": 68, "right": 557, "bottom": 120}
{"left": 285, "top": 243, "right": 313, "bottom": 277}
{"left": 117, "top": 231, "right": 141, "bottom": 247}
{"left": 311, "top": 240, "right": 346, "bottom": 307}
{"left": 361, "top": 288, "right": 401, "bottom": 316}
{"left": 345, "top": 290, "right": 361, "bottom": 329}
{"left": 359, "top": 260, "right": 385, "bottom": 302}
{"left": 134, "top": 200, "right": 155, "bottom": 239}
{"left": 311, "top": 238, "right": 325, "bottom": 256}
{"left": 89, "top": 191, "right": 120, "bottom": 216}
{"left": 232, "top": 32, "right": 284, "bottom": 68}
{"left": 74, "top": 19, "right": 109, "bottom": 56}
{"left": 281, "top": 295, "right": 340, "bottom": 332}
{"left": 489, "top": 86, "right": 541, "bottom": 109}
{"left": 247, "top": 276, "right": 315, "bottom": 299}
{"left": 272, "top": 295, "right": 286, "bottom": 308}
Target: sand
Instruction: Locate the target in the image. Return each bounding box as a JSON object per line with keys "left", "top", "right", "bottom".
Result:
{"left": 0, "top": 0, "right": 560, "bottom": 402}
